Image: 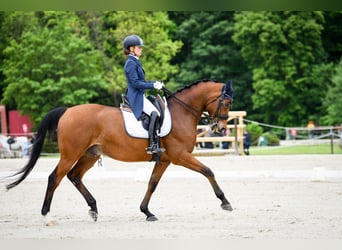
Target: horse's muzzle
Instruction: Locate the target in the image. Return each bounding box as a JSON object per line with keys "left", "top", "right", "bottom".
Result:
{"left": 211, "top": 122, "right": 226, "bottom": 136}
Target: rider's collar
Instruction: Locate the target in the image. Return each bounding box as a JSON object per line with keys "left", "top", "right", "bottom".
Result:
{"left": 129, "top": 54, "right": 139, "bottom": 60}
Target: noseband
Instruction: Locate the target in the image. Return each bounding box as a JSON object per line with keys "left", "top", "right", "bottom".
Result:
{"left": 206, "top": 84, "right": 233, "bottom": 130}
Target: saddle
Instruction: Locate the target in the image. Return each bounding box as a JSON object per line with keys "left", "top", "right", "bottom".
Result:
{"left": 121, "top": 95, "right": 165, "bottom": 131}
{"left": 120, "top": 95, "right": 172, "bottom": 138}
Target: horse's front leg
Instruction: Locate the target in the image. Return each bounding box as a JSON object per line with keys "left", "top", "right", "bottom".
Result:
{"left": 140, "top": 160, "right": 170, "bottom": 221}
{"left": 174, "top": 153, "right": 233, "bottom": 211}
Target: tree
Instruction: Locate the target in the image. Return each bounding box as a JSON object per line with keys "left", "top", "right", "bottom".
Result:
{"left": 0, "top": 12, "right": 7, "bottom": 100}
{"left": 233, "top": 11, "right": 328, "bottom": 126}
{"left": 321, "top": 11, "right": 342, "bottom": 64}
{"left": 1, "top": 12, "right": 107, "bottom": 125}
{"left": 103, "top": 11, "right": 183, "bottom": 105}
{"left": 0, "top": 11, "right": 38, "bottom": 109}
{"left": 322, "top": 59, "right": 342, "bottom": 125}
{"left": 169, "top": 11, "right": 253, "bottom": 113}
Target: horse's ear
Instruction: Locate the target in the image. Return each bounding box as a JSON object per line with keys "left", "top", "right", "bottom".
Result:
{"left": 225, "top": 80, "right": 234, "bottom": 99}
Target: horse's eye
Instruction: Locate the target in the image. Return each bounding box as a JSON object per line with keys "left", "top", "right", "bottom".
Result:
{"left": 223, "top": 102, "right": 230, "bottom": 108}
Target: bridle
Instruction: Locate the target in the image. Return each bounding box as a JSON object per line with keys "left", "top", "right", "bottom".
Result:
{"left": 203, "top": 84, "right": 233, "bottom": 131}
{"left": 162, "top": 83, "right": 233, "bottom": 128}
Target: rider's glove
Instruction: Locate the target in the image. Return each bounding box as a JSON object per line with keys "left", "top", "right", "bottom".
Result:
{"left": 153, "top": 81, "right": 164, "bottom": 90}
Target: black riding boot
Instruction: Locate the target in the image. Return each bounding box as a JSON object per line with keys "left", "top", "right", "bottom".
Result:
{"left": 146, "top": 111, "right": 165, "bottom": 154}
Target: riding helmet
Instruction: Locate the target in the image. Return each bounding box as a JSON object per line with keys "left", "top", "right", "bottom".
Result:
{"left": 123, "top": 35, "right": 144, "bottom": 49}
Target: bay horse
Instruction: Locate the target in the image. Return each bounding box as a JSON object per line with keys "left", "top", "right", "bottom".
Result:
{"left": 6, "top": 80, "right": 234, "bottom": 225}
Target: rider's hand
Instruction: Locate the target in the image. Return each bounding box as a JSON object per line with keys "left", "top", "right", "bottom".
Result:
{"left": 153, "top": 81, "right": 164, "bottom": 90}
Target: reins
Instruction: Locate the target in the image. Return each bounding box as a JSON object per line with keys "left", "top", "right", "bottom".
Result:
{"left": 162, "top": 86, "right": 220, "bottom": 126}
{"left": 162, "top": 86, "right": 202, "bottom": 117}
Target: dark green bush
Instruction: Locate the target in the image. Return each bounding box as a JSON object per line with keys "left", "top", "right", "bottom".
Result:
{"left": 246, "top": 123, "right": 263, "bottom": 146}
{"left": 263, "top": 132, "right": 280, "bottom": 146}
{"left": 42, "top": 134, "right": 59, "bottom": 153}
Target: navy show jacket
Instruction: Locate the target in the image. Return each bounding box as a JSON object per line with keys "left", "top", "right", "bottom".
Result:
{"left": 124, "top": 55, "right": 155, "bottom": 119}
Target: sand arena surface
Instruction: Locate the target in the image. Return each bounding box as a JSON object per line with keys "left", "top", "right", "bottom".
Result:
{"left": 0, "top": 155, "right": 342, "bottom": 239}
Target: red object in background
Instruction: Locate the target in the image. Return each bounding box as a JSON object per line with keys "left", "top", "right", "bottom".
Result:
{"left": 9, "top": 110, "right": 32, "bottom": 136}
{"left": 0, "top": 105, "right": 7, "bottom": 135}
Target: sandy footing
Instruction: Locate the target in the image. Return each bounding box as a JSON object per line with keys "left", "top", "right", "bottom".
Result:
{"left": 0, "top": 155, "right": 341, "bottom": 239}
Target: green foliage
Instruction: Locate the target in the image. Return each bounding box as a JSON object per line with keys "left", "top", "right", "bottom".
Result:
{"left": 263, "top": 132, "right": 280, "bottom": 146}
{"left": 1, "top": 12, "right": 107, "bottom": 126}
{"left": 169, "top": 11, "right": 253, "bottom": 112}
{"left": 0, "top": 12, "right": 7, "bottom": 97}
{"left": 246, "top": 123, "right": 263, "bottom": 146}
{"left": 233, "top": 11, "right": 329, "bottom": 126}
{"left": 322, "top": 59, "right": 342, "bottom": 125}
{"left": 0, "top": 11, "right": 341, "bottom": 131}
{"left": 107, "top": 11, "right": 182, "bottom": 96}
{"left": 321, "top": 11, "right": 342, "bottom": 64}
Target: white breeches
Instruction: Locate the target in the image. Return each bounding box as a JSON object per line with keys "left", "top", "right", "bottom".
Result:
{"left": 143, "top": 95, "right": 160, "bottom": 116}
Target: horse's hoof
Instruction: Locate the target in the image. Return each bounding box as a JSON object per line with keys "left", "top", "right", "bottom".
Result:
{"left": 46, "top": 221, "right": 55, "bottom": 227}
{"left": 46, "top": 220, "right": 57, "bottom": 227}
{"left": 44, "top": 213, "right": 57, "bottom": 226}
{"left": 146, "top": 215, "right": 158, "bottom": 222}
{"left": 221, "top": 203, "right": 233, "bottom": 211}
{"left": 89, "top": 210, "right": 98, "bottom": 222}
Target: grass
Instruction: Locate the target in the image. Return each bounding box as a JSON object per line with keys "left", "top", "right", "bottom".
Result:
{"left": 250, "top": 143, "right": 342, "bottom": 155}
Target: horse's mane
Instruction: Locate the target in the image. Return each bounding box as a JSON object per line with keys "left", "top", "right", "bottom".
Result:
{"left": 165, "top": 79, "right": 219, "bottom": 99}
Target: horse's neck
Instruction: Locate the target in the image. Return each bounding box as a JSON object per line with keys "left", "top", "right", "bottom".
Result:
{"left": 179, "top": 84, "right": 215, "bottom": 109}
{"left": 169, "top": 91, "right": 206, "bottom": 124}
{"left": 169, "top": 81, "right": 223, "bottom": 122}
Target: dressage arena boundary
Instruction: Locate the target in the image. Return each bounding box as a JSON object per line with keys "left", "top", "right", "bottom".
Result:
{"left": 1, "top": 155, "right": 342, "bottom": 182}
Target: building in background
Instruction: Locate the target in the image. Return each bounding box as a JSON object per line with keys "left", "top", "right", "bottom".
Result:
{"left": 9, "top": 110, "right": 32, "bottom": 136}
{"left": 0, "top": 106, "right": 32, "bottom": 136}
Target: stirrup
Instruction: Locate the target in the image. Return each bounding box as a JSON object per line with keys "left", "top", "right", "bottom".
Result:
{"left": 146, "top": 144, "right": 165, "bottom": 154}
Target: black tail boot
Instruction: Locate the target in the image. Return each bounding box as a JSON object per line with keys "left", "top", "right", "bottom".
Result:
{"left": 146, "top": 111, "right": 165, "bottom": 155}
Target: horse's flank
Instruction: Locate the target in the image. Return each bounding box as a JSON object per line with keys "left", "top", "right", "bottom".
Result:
{"left": 58, "top": 104, "right": 154, "bottom": 162}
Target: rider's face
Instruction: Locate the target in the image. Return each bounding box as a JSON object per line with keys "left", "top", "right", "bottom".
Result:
{"left": 132, "top": 46, "right": 143, "bottom": 57}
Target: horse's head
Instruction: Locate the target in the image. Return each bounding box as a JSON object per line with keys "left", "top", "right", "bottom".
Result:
{"left": 206, "top": 80, "right": 233, "bottom": 135}
{"left": 166, "top": 79, "right": 233, "bottom": 135}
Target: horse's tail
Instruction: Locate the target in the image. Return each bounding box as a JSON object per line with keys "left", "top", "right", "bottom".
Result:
{"left": 6, "top": 107, "right": 67, "bottom": 190}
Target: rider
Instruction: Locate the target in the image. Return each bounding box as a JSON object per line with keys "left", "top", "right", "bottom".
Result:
{"left": 123, "top": 34, "right": 165, "bottom": 155}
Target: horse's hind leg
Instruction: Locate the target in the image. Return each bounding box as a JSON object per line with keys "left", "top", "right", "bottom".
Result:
{"left": 41, "top": 158, "right": 76, "bottom": 225}
{"left": 140, "top": 160, "right": 170, "bottom": 221}
{"left": 67, "top": 151, "right": 100, "bottom": 222}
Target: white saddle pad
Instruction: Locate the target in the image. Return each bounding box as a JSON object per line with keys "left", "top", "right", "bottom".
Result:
{"left": 121, "top": 107, "right": 172, "bottom": 139}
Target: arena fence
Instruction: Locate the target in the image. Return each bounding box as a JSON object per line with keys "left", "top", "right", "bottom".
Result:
{"left": 195, "top": 111, "right": 247, "bottom": 155}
